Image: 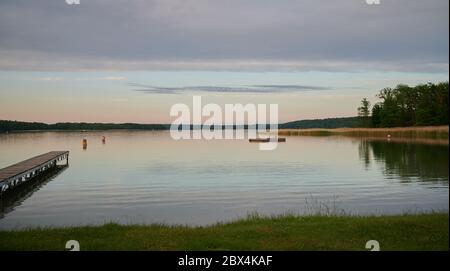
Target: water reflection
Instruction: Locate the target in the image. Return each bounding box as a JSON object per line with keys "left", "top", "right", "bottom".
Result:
{"left": 359, "top": 139, "right": 449, "bottom": 183}
{"left": 0, "top": 165, "right": 68, "bottom": 219}
{"left": 0, "top": 131, "right": 448, "bottom": 228}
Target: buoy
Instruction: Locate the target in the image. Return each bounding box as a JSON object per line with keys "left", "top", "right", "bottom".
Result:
{"left": 82, "top": 139, "right": 88, "bottom": 150}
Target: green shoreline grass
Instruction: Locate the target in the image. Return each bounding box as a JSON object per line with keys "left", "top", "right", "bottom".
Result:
{"left": 0, "top": 213, "right": 448, "bottom": 251}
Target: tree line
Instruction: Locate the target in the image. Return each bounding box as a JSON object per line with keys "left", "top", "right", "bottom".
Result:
{"left": 358, "top": 82, "right": 449, "bottom": 128}
{"left": 0, "top": 120, "right": 170, "bottom": 132}
{"left": 280, "top": 117, "right": 358, "bottom": 129}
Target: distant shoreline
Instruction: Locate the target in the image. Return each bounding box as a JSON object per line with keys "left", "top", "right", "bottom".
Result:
{"left": 1, "top": 117, "right": 359, "bottom": 133}
{"left": 1, "top": 120, "right": 449, "bottom": 140}
{"left": 2, "top": 123, "right": 449, "bottom": 140}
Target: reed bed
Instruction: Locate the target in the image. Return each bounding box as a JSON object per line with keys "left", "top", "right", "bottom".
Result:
{"left": 279, "top": 126, "right": 449, "bottom": 139}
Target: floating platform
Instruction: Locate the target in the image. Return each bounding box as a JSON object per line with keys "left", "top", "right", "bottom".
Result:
{"left": 249, "top": 138, "right": 286, "bottom": 143}
{"left": 0, "top": 151, "right": 69, "bottom": 195}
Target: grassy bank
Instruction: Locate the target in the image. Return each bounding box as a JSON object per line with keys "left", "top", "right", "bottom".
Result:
{"left": 0, "top": 213, "right": 448, "bottom": 251}
{"left": 279, "top": 126, "right": 449, "bottom": 139}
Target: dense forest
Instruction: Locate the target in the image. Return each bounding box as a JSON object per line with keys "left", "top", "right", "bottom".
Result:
{"left": 358, "top": 82, "right": 449, "bottom": 128}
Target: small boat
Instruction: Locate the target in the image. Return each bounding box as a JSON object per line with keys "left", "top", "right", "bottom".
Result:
{"left": 249, "top": 137, "right": 286, "bottom": 143}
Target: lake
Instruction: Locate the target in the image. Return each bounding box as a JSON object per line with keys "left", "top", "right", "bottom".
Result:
{"left": 0, "top": 131, "right": 448, "bottom": 229}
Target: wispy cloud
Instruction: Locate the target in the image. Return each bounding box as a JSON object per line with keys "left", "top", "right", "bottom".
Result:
{"left": 128, "top": 83, "right": 330, "bottom": 94}
{"left": 34, "top": 76, "right": 127, "bottom": 81}
{"left": 10, "top": 54, "right": 448, "bottom": 73}
{"left": 100, "top": 76, "right": 127, "bottom": 81}
{"left": 37, "top": 77, "right": 64, "bottom": 81}
{"left": 74, "top": 76, "right": 127, "bottom": 81}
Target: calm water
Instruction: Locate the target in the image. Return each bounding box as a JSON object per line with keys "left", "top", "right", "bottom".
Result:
{"left": 0, "top": 131, "right": 448, "bottom": 229}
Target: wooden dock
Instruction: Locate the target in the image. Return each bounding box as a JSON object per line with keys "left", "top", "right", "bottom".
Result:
{"left": 0, "top": 151, "right": 69, "bottom": 195}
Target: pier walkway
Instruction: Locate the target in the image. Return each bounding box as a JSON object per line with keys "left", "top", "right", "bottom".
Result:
{"left": 0, "top": 151, "right": 69, "bottom": 195}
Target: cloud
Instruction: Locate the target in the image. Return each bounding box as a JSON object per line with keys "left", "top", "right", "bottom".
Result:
{"left": 100, "top": 76, "right": 127, "bottom": 81}
{"left": 128, "top": 83, "right": 330, "bottom": 94}
{"left": 34, "top": 76, "right": 127, "bottom": 81}
{"left": 7, "top": 53, "right": 448, "bottom": 73}
{"left": 0, "top": 0, "right": 448, "bottom": 72}
{"left": 36, "top": 77, "right": 64, "bottom": 81}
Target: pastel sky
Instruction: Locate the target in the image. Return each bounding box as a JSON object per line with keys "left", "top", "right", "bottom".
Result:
{"left": 0, "top": 0, "right": 448, "bottom": 124}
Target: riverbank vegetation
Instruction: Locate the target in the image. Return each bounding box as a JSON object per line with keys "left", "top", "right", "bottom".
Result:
{"left": 0, "top": 213, "right": 447, "bottom": 251}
